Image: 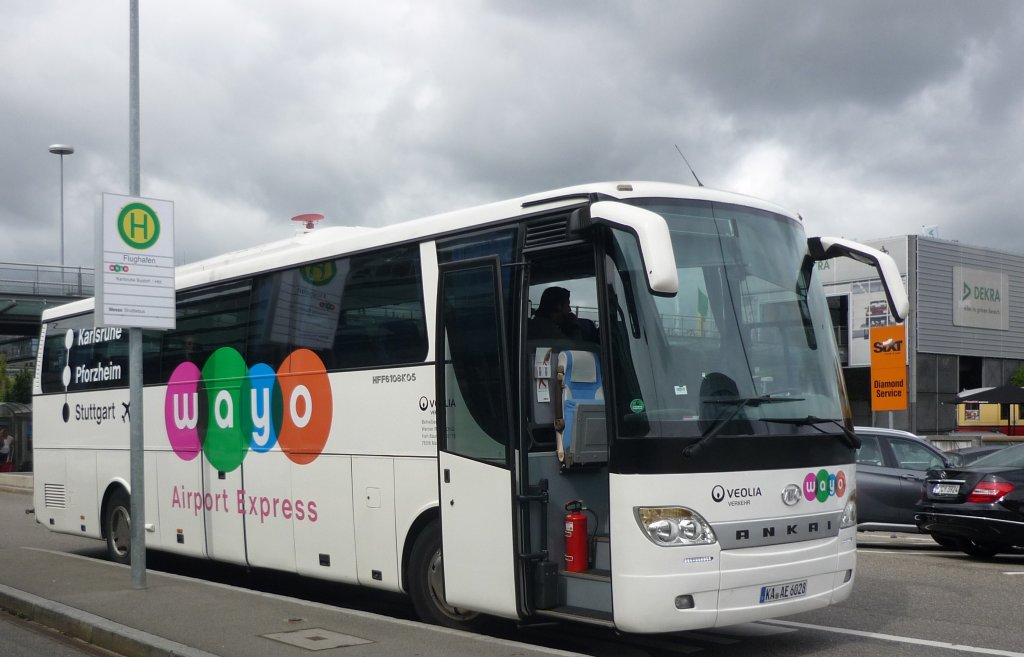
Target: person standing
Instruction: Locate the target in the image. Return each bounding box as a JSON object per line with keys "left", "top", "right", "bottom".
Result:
{"left": 0, "top": 428, "right": 13, "bottom": 471}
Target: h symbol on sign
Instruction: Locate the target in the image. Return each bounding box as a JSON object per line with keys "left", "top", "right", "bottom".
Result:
{"left": 129, "top": 210, "right": 150, "bottom": 241}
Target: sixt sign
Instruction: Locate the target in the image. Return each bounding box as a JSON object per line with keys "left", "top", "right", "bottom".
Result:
{"left": 872, "top": 338, "right": 903, "bottom": 354}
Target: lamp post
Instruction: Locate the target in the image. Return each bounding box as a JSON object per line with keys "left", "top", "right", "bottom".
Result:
{"left": 48, "top": 144, "right": 75, "bottom": 267}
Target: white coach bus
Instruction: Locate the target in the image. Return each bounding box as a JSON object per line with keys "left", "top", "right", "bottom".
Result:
{"left": 34, "top": 182, "right": 906, "bottom": 633}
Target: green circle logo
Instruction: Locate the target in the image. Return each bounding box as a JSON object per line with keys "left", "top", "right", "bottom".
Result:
{"left": 629, "top": 399, "right": 645, "bottom": 414}
{"left": 815, "top": 469, "right": 830, "bottom": 502}
{"left": 300, "top": 261, "right": 337, "bottom": 286}
{"left": 117, "top": 202, "right": 160, "bottom": 250}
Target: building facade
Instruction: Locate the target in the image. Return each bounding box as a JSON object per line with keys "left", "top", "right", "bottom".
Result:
{"left": 820, "top": 235, "right": 1024, "bottom": 436}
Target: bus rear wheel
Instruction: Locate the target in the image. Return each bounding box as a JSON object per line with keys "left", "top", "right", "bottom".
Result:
{"left": 104, "top": 489, "right": 132, "bottom": 565}
{"left": 408, "top": 521, "right": 483, "bottom": 630}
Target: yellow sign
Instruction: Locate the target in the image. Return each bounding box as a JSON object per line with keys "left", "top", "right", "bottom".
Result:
{"left": 870, "top": 325, "right": 907, "bottom": 411}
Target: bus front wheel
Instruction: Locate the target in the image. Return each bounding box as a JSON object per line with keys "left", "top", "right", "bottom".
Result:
{"left": 104, "top": 489, "right": 132, "bottom": 565}
{"left": 407, "top": 520, "right": 483, "bottom": 630}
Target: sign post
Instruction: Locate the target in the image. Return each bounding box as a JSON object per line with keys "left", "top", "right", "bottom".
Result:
{"left": 96, "top": 193, "right": 175, "bottom": 590}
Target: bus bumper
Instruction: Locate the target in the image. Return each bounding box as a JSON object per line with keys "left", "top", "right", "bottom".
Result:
{"left": 611, "top": 528, "right": 856, "bottom": 633}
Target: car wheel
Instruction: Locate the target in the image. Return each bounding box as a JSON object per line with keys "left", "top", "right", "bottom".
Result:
{"left": 104, "top": 488, "right": 132, "bottom": 565}
{"left": 407, "top": 520, "right": 484, "bottom": 630}
{"left": 930, "top": 534, "right": 958, "bottom": 549}
{"left": 958, "top": 538, "right": 1001, "bottom": 559}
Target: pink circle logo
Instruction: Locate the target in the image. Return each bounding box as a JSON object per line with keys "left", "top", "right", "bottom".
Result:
{"left": 165, "top": 362, "right": 202, "bottom": 460}
{"left": 803, "top": 472, "right": 818, "bottom": 501}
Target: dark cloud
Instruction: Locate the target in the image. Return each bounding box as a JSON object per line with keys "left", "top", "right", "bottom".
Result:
{"left": 2, "top": 1, "right": 1023, "bottom": 269}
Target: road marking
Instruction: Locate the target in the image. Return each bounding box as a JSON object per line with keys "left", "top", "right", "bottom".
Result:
{"left": 1004, "top": 572, "right": 1024, "bottom": 576}
{"left": 702, "top": 623, "right": 796, "bottom": 637}
{"left": 858, "top": 549, "right": 950, "bottom": 556}
{"left": 762, "top": 619, "right": 1024, "bottom": 657}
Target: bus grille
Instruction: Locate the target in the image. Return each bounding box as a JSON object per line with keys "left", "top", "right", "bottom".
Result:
{"left": 44, "top": 484, "right": 67, "bottom": 509}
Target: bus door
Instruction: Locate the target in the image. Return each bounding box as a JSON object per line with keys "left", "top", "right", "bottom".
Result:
{"left": 202, "top": 458, "right": 247, "bottom": 565}
{"left": 435, "top": 257, "right": 520, "bottom": 618}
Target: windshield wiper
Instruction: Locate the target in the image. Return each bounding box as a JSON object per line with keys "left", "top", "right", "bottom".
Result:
{"left": 682, "top": 394, "right": 804, "bottom": 459}
{"left": 763, "top": 416, "right": 861, "bottom": 449}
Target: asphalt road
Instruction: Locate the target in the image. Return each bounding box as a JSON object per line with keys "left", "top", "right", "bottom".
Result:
{"left": 3, "top": 488, "right": 1023, "bottom": 657}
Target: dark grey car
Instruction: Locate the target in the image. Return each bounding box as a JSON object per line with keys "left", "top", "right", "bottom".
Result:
{"left": 855, "top": 426, "right": 952, "bottom": 537}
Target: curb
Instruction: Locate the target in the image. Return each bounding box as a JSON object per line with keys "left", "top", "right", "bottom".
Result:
{"left": 0, "top": 474, "right": 32, "bottom": 495}
{"left": 0, "top": 583, "right": 220, "bottom": 657}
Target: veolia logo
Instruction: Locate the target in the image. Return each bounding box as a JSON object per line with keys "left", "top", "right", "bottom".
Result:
{"left": 117, "top": 202, "right": 161, "bottom": 250}
{"left": 164, "top": 347, "right": 333, "bottom": 473}
{"left": 803, "top": 469, "right": 847, "bottom": 502}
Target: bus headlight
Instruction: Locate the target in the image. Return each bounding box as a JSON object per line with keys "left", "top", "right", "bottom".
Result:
{"left": 840, "top": 492, "right": 857, "bottom": 529}
{"left": 635, "top": 507, "right": 717, "bottom": 547}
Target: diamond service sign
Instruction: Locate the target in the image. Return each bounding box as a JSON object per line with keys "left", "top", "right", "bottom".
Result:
{"left": 96, "top": 193, "right": 175, "bottom": 329}
{"left": 870, "top": 325, "right": 907, "bottom": 412}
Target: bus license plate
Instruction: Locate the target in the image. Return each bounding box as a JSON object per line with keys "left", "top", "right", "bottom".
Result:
{"left": 932, "top": 483, "right": 960, "bottom": 495}
{"left": 759, "top": 580, "right": 807, "bottom": 604}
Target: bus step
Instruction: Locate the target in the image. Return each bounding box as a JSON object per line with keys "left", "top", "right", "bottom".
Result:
{"left": 559, "top": 567, "right": 610, "bottom": 581}
{"left": 560, "top": 568, "right": 611, "bottom": 613}
{"left": 535, "top": 606, "right": 614, "bottom": 627}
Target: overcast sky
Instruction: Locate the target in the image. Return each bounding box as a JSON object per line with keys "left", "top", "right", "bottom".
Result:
{"left": 3, "top": 1, "right": 1022, "bottom": 269}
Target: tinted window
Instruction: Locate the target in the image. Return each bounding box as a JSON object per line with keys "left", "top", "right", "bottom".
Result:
{"left": 331, "top": 246, "right": 427, "bottom": 369}
{"left": 437, "top": 229, "right": 516, "bottom": 325}
{"left": 151, "top": 281, "right": 252, "bottom": 383}
{"left": 246, "top": 245, "right": 428, "bottom": 371}
{"left": 440, "top": 260, "right": 509, "bottom": 462}
{"left": 971, "top": 443, "right": 1024, "bottom": 468}
{"left": 890, "top": 438, "right": 944, "bottom": 471}
{"left": 40, "top": 315, "right": 131, "bottom": 393}
{"left": 856, "top": 434, "right": 884, "bottom": 466}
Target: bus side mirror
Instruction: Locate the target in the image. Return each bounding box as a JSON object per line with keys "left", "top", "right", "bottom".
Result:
{"left": 808, "top": 236, "right": 909, "bottom": 322}
{"left": 574, "top": 201, "right": 679, "bottom": 296}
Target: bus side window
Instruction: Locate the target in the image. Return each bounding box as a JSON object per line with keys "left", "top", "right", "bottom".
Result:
{"left": 330, "top": 246, "right": 428, "bottom": 370}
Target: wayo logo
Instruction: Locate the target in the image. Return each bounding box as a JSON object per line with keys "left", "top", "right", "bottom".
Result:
{"left": 803, "top": 469, "right": 847, "bottom": 502}
{"left": 164, "top": 347, "right": 333, "bottom": 472}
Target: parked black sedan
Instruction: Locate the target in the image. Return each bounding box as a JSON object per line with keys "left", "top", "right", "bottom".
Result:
{"left": 916, "top": 443, "right": 1024, "bottom": 558}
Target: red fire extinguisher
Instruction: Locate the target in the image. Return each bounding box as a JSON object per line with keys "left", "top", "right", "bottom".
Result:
{"left": 564, "top": 500, "right": 589, "bottom": 573}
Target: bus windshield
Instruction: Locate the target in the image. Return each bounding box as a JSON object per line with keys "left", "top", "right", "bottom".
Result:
{"left": 608, "top": 198, "right": 846, "bottom": 439}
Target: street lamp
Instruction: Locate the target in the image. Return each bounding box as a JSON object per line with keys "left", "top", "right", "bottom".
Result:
{"left": 48, "top": 144, "right": 75, "bottom": 267}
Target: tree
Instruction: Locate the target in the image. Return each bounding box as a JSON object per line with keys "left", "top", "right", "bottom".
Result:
{"left": 1012, "top": 367, "right": 1024, "bottom": 388}
{"left": 9, "top": 369, "right": 32, "bottom": 404}
{"left": 0, "top": 353, "right": 9, "bottom": 402}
